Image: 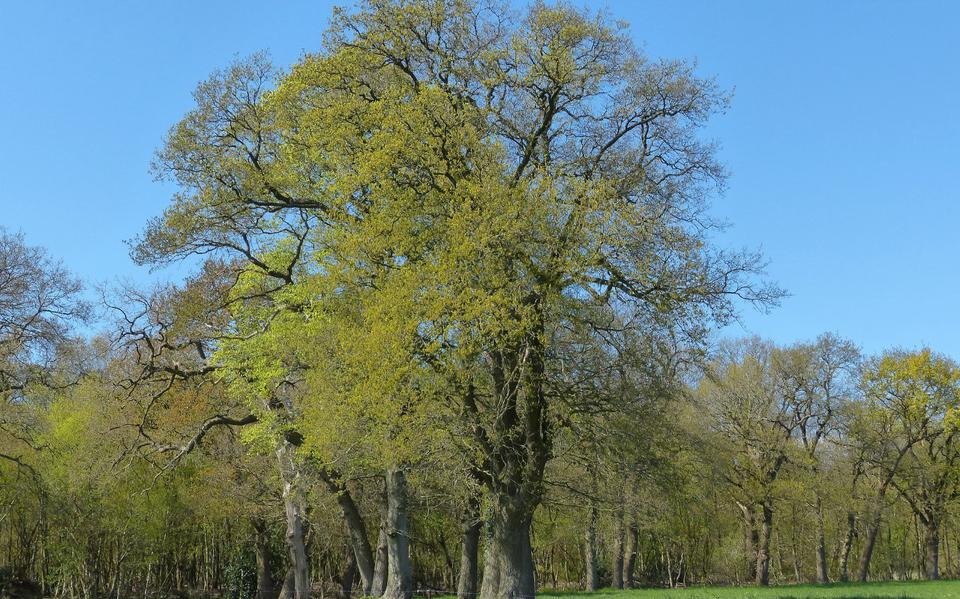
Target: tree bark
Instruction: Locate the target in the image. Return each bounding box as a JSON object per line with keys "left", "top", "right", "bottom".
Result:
{"left": 277, "top": 444, "right": 310, "bottom": 599}
{"left": 340, "top": 548, "right": 358, "bottom": 599}
{"left": 472, "top": 328, "right": 548, "bottom": 599}
{"left": 737, "top": 501, "right": 759, "bottom": 583}
{"left": 583, "top": 501, "right": 599, "bottom": 591}
{"left": 624, "top": 520, "right": 639, "bottom": 588}
{"left": 838, "top": 511, "right": 856, "bottom": 582}
{"left": 458, "top": 497, "right": 482, "bottom": 599}
{"left": 372, "top": 513, "right": 389, "bottom": 597}
{"left": 278, "top": 568, "right": 297, "bottom": 599}
{"left": 253, "top": 518, "right": 274, "bottom": 599}
{"left": 320, "top": 470, "right": 376, "bottom": 595}
{"left": 479, "top": 531, "right": 500, "bottom": 599}
{"left": 479, "top": 497, "right": 535, "bottom": 599}
{"left": 382, "top": 466, "right": 412, "bottom": 599}
{"left": 612, "top": 507, "right": 625, "bottom": 589}
{"left": 858, "top": 508, "right": 882, "bottom": 582}
{"left": 814, "top": 495, "right": 829, "bottom": 584}
{"left": 755, "top": 502, "right": 773, "bottom": 586}
{"left": 924, "top": 520, "right": 940, "bottom": 580}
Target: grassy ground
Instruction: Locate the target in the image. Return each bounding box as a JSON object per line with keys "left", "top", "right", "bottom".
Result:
{"left": 533, "top": 580, "right": 960, "bottom": 599}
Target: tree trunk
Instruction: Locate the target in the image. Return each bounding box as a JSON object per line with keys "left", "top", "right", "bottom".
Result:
{"left": 320, "top": 470, "right": 376, "bottom": 595}
{"left": 479, "top": 531, "right": 500, "bottom": 599}
{"left": 611, "top": 508, "right": 625, "bottom": 589}
{"left": 479, "top": 498, "right": 535, "bottom": 599}
{"left": 737, "top": 502, "right": 759, "bottom": 583}
{"left": 624, "top": 520, "right": 639, "bottom": 588}
{"left": 340, "top": 548, "right": 358, "bottom": 599}
{"left": 253, "top": 518, "right": 274, "bottom": 599}
{"left": 372, "top": 515, "right": 389, "bottom": 597}
{"left": 277, "top": 445, "right": 310, "bottom": 599}
{"left": 583, "top": 502, "right": 599, "bottom": 591}
{"left": 838, "top": 511, "right": 856, "bottom": 582}
{"left": 472, "top": 332, "right": 548, "bottom": 599}
{"left": 278, "top": 568, "right": 296, "bottom": 599}
{"left": 458, "top": 497, "right": 482, "bottom": 599}
{"left": 382, "top": 466, "right": 412, "bottom": 599}
{"left": 755, "top": 502, "right": 772, "bottom": 586}
{"left": 924, "top": 520, "right": 940, "bottom": 580}
{"left": 814, "top": 495, "right": 829, "bottom": 584}
{"left": 858, "top": 508, "right": 882, "bottom": 582}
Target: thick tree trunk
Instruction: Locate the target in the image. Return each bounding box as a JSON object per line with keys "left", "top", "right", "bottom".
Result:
{"left": 737, "top": 502, "right": 759, "bottom": 583}
{"left": 472, "top": 330, "right": 548, "bottom": 599}
{"left": 277, "top": 445, "right": 310, "bottom": 599}
{"left": 458, "top": 497, "right": 482, "bottom": 599}
{"left": 924, "top": 521, "right": 940, "bottom": 580}
{"left": 838, "top": 511, "right": 856, "bottom": 582}
{"left": 383, "top": 466, "right": 412, "bottom": 599}
{"left": 583, "top": 502, "right": 599, "bottom": 591}
{"left": 814, "top": 496, "right": 829, "bottom": 584}
{"left": 755, "top": 502, "right": 773, "bottom": 586}
{"left": 372, "top": 516, "right": 389, "bottom": 597}
{"left": 479, "top": 532, "right": 500, "bottom": 599}
{"left": 612, "top": 507, "right": 625, "bottom": 589}
{"left": 479, "top": 498, "right": 535, "bottom": 599}
{"left": 320, "top": 470, "right": 376, "bottom": 594}
{"left": 253, "top": 518, "right": 274, "bottom": 599}
{"left": 624, "top": 520, "right": 639, "bottom": 588}
{"left": 858, "top": 508, "right": 882, "bottom": 582}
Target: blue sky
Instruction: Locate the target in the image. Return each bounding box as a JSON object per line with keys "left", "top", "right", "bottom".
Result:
{"left": 1, "top": 1, "right": 957, "bottom": 357}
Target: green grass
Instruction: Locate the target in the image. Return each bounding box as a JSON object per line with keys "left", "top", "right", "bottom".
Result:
{"left": 532, "top": 580, "right": 960, "bottom": 599}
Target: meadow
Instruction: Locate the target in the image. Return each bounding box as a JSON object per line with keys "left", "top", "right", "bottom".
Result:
{"left": 535, "top": 581, "right": 960, "bottom": 599}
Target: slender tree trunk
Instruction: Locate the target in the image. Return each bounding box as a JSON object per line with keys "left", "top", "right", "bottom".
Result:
{"left": 383, "top": 466, "right": 412, "bottom": 599}
{"left": 320, "top": 470, "right": 376, "bottom": 594}
{"left": 584, "top": 502, "right": 599, "bottom": 591}
{"left": 925, "top": 520, "right": 940, "bottom": 580}
{"left": 253, "top": 518, "right": 274, "bottom": 599}
{"left": 838, "top": 511, "right": 856, "bottom": 582}
{"left": 340, "top": 548, "right": 358, "bottom": 599}
{"left": 277, "top": 444, "right": 310, "bottom": 599}
{"left": 624, "top": 520, "right": 639, "bottom": 588}
{"left": 458, "top": 497, "right": 482, "bottom": 599}
{"left": 279, "top": 568, "right": 297, "bottom": 599}
{"left": 815, "top": 495, "right": 829, "bottom": 584}
{"left": 612, "top": 507, "right": 625, "bottom": 589}
{"left": 479, "top": 497, "right": 535, "bottom": 599}
{"left": 755, "top": 502, "right": 773, "bottom": 586}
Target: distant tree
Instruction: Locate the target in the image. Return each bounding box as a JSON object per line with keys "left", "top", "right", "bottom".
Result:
{"left": 0, "top": 229, "right": 88, "bottom": 476}
{"left": 859, "top": 349, "right": 960, "bottom": 580}
{"left": 774, "top": 334, "right": 860, "bottom": 583}
{"left": 698, "top": 339, "right": 795, "bottom": 586}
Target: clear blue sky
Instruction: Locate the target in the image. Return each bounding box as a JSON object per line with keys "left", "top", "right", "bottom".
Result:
{"left": 1, "top": 1, "right": 958, "bottom": 357}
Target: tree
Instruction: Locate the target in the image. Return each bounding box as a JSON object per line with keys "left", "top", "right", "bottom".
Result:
{"left": 267, "top": 2, "right": 778, "bottom": 596}
{"left": 697, "top": 339, "right": 794, "bottom": 586}
{"left": 0, "top": 229, "right": 88, "bottom": 398}
{"left": 860, "top": 349, "right": 960, "bottom": 580}
{"left": 0, "top": 229, "right": 88, "bottom": 585}
{"left": 124, "top": 2, "right": 778, "bottom": 596}
{"left": 774, "top": 334, "right": 860, "bottom": 583}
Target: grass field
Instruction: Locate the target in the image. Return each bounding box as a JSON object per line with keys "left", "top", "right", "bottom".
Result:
{"left": 533, "top": 581, "right": 960, "bottom": 599}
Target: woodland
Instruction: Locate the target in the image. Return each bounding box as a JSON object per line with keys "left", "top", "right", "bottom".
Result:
{"left": 2, "top": 2, "right": 959, "bottom": 599}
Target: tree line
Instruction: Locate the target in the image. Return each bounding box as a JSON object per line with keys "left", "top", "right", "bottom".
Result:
{"left": 2, "top": 2, "right": 956, "bottom": 599}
